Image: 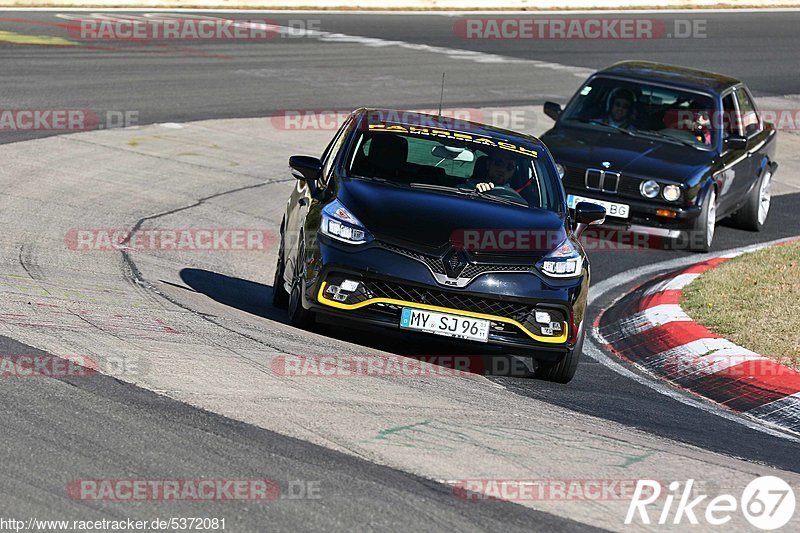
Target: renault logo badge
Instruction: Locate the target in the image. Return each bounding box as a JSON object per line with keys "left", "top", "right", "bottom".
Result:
{"left": 442, "top": 248, "right": 468, "bottom": 278}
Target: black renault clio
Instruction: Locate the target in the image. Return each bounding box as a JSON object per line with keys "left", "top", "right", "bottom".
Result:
{"left": 272, "top": 109, "right": 605, "bottom": 383}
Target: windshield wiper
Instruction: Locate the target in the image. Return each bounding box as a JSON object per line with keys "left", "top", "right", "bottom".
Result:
{"left": 408, "top": 183, "right": 472, "bottom": 195}
{"left": 410, "top": 182, "right": 527, "bottom": 207}
{"left": 573, "top": 118, "right": 634, "bottom": 136}
{"left": 630, "top": 129, "right": 702, "bottom": 149}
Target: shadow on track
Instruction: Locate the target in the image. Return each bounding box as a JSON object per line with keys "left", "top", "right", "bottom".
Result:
{"left": 179, "top": 268, "right": 287, "bottom": 322}
{"left": 179, "top": 268, "right": 535, "bottom": 378}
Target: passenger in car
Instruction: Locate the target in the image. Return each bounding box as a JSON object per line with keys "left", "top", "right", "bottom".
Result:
{"left": 604, "top": 88, "right": 637, "bottom": 129}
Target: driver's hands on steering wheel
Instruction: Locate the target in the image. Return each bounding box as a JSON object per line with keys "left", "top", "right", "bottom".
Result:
{"left": 475, "top": 182, "right": 495, "bottom": 193}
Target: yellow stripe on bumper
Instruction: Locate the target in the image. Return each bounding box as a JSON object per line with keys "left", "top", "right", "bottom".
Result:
{"left": 317, "top": 282, "right": 568, "bottom": 344}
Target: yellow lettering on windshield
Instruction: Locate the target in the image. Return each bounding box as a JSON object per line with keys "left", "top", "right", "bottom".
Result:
{"left": 366, "top": 123, "right": 538, "bottom": 157}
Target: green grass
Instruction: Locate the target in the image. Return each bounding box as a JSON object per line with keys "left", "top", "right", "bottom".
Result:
{"left": 681, "top": 241, "right": 800, "bottom": 370}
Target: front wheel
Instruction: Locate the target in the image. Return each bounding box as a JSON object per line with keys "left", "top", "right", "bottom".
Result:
{"left": 535, "top": 323, "right": 584, "bottom": 384}
{"left": 731, "top": 168, "right": 772, "bottom": 231}
{"left": 287, "top": 240, "right": 315, "bottom": 329}
{"left": 687, "top": 188, "right": 717, "bottom": 253}
{"left": 271, "top": 233, "right": 290, "bottom": 309}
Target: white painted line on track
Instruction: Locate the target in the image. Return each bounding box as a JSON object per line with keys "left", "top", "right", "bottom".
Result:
{"left": 17, "top": 8, "right": 800, "bottom": 14}
{"left": 601, "top": 304, "right": 691, "bottom": 343}
{"left": 642, "top": 272, "right": 700, "bottom": 295}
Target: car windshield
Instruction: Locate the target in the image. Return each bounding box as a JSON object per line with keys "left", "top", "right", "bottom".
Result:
{"left": 560, "top": 76, "right": 719, "bottom": 149}
{"left": 345, "top": 124, "right": 563, "bottom": 211}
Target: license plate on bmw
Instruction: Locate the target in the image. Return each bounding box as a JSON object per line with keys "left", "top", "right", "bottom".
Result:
{"left": 400, "top": 308, "right": 489, "bottom": 343}
{"left": 567, "top": 194, "right": 630, "bottom": 219}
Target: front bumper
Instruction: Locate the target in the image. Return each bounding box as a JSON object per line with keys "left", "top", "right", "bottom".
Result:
{"left": 303, "top": 238, "right": 587, "bottom": 356}
{"left": 565, "top": 188, "right": 702, "bottom": 234}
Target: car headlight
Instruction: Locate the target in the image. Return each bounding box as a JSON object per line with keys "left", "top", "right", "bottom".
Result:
{"left": 320, "top": 200, "right": 372, "bottom": 244}
{"left": 555, "top": 163, "right": 566, "bottom": 180}
{"left": 640, "top": 180, "right": 660, "bottom": 199}
{"left": 535, "top": 239, "right": 584, "bottom": 279}
{"left": 662, "top": 184, "right": 681, "bottom": 202}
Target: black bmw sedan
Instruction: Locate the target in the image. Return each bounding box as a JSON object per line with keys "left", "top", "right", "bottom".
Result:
{"left": 542, "top": 61, "right": 778, "bottom": 252}
{"left": 272, "top": 108, "right": 605, "bottom": 383}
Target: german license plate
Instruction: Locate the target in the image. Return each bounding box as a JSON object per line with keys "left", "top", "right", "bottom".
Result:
{"left": 568, "top": 194, "right": 630, "bottom": 219}
{"left": 400, "top": 308, "right": 489, "bottom": 343}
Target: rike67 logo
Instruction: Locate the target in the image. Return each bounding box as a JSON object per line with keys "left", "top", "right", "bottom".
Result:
{"left": 626, "top": 476, "right": 796, "bottom": 530}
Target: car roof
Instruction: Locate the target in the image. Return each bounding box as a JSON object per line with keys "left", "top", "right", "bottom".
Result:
{"left": 596, "top": 61, "right": 741, "bottom": 94}
{"left": 354, "top": 108, "right": 547, "bottom": 148}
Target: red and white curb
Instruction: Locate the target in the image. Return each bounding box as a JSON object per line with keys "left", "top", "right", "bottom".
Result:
{"left": 595, "top": 241, "right": 800, "bottom": 436}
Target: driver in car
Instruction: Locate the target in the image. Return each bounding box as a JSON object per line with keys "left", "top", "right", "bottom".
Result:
{"left": 468, "top": 152, "right": 517, "bottom": 193}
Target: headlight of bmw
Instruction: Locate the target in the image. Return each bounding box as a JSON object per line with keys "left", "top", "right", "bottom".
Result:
{"left": 535, "top": 239, "right": 584, "bottom": 279}
{"left": 662, "top": 184, "right": 681, "bottom": 202}
{"left": 640, "top": 180, "right": 660, "bottom": 199}
{"left": 320, "top": 200, "right": 373, "bottom": 245}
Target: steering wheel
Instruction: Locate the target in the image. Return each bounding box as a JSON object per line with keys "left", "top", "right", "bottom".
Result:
{"left": 485, "top": 185, "right": 527, "bottom": 204}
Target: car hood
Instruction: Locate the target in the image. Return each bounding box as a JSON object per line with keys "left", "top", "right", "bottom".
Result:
{"left": 337, "top": 178, "right": 567, "bottom": 253}
{"left": 542, "top": 124, "right": 714, "bottom": 182}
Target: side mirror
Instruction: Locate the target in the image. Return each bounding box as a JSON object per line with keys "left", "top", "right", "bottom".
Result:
{"left": 725, "top": 134, "right": 749, "bottom": 151}
{"left": 289, "top": 155, "right": 322, "bottom": 182}
{"left": 544, "top": 101, "right": 563, "bottom": 122}
{"left": 574, "top": 202, "right": 606, "bottom": 237}
{"left": 576, "top": 201, "right": 606, "bottom": 224}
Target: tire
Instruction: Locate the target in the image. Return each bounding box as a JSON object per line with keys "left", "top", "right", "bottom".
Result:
{"left": 271, "top": 233, "right": 290, "bottom": 309}
{"left": 687, "top": 188, "right": 717, "bottom": 253}
{"left": 287, "top": 239, "right": 315, "bottom": 329}
{"left": 535, "top": 323, "right": 584, "bottom": 384}
{"left": 731, "top": 167, "right": 772, "bottom": 232}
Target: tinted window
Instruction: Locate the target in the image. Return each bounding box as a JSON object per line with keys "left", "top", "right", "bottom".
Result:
{"left": 735, "top": 89, "right": 761, "bottom": 136}
{"left": 346, "top": 126, "right": 562, "bottom": 211}
{"left": 320, "top": 117, "right": 352, "bottom": 185}
{"left": 561, "top": 76, "right": 718, "bottom": 148}
{"left": 722, "top": 94, "right": 739, "bottom": 136}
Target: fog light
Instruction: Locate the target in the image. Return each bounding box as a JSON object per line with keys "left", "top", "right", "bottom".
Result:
{"left": 340, "top": 280, "right": 360, "bottom": 292}
{"left": 326, "top": 285, "right": 340, "bottom": 295}
{"left": 656, "top": 209, "right": 678, "bottom": 219}
{"left": 333, "top": 293, "right": 348, "bottom": 302}
{"left": 535, "top": 311, "right": 552, "bottom": 324}
{"left": 663, "top": 185, "right": 681, "bottom": 202}
{"left": 640, "top": 180, "right": 660, "bottom": 199}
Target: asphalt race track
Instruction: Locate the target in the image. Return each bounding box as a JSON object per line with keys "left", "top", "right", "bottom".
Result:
{"left": 1, "top": 9, "right": 799, "bottom": 531}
